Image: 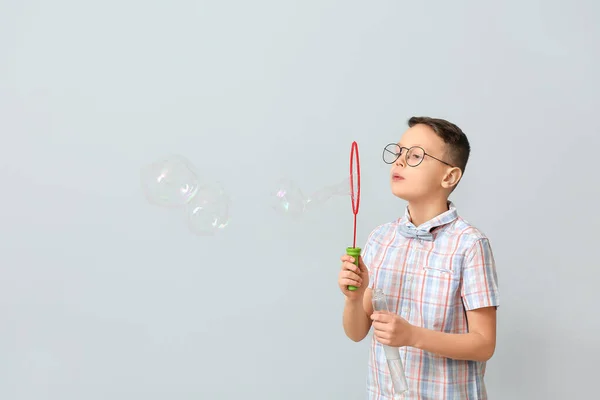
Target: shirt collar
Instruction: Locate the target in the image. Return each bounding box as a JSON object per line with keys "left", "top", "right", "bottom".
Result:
{"left": 400, "top": 201, "right": 458, "bottom": 232}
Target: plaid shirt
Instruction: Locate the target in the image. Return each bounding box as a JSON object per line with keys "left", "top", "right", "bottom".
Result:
{"left": 364, "top": 202, "right": 500, "bottom": 400}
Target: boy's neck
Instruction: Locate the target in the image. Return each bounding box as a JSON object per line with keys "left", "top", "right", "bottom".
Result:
{"left": 406, "top": 198, "right": 450, "bottom": 227}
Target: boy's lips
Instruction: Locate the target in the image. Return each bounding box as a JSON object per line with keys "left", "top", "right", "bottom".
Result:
{"left": 392, "top": 173, "right": 405, "bottom": 181}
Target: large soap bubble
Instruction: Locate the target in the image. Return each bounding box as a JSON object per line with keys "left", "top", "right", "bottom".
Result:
{"left": 141, "top": 155, "right": 231, "bottom": 236}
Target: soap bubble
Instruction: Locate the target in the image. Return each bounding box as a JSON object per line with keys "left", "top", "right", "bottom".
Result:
{"left": 186, "top": 182, "right": 231, "bottom": 236}
{"left": 141, "top": 155, "right": 231, "bottom": 236}
{"left": 305, "top": 177, "right": 351, "bottom": 211}
{"left": 140, "top": 155, "right": 200, "bottom": 208}
{"left": 272, "top": 178, "right": 307, "bottom": 217}
{"left": 272, "top": 177, "right": 350, "bottom": 216}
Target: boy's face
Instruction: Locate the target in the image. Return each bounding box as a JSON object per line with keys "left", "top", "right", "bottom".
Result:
{"left": 389, "top": 124, "right": 459, "bottom": 202}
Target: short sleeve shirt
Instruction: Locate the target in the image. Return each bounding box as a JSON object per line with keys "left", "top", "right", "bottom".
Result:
{"left": 362, "top": 202, "right": 500, "bottom": 400}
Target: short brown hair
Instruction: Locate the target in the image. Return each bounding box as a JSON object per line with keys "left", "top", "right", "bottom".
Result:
{"left": 408, "top": 116, "right": 471, "bottom": 173}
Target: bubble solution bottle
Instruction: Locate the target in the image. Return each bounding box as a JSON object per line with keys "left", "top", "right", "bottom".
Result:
{"left": 372, "top": 288, "right": 409, "bottom": 396}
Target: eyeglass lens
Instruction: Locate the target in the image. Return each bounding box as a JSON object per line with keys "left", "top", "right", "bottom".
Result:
{"left": 383, "top": 144, "right": 425, "bottom": 166}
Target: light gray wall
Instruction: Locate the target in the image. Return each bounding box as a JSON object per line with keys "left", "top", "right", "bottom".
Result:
{"left": 1, "top": 1, "right": 598, "bottom": 399}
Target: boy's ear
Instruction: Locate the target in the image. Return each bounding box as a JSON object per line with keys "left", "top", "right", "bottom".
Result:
{"left": 441, "top": 167, "right": 462, "bottom": 189}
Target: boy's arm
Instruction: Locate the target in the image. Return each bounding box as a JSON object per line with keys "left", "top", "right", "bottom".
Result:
{"left": 371, "top": 306, "right": 496, "bottom": 361}
{"left": 411, "top": 306, "right": 496, "bottom": 361}
{"left": 343, "top": 288, "right": 374, "bottom": 342}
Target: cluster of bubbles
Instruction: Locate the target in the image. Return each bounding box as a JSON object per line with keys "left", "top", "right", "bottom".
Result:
{"left": 271, "top": 177, "right": 351, "bottom": 217}
{"left": 140, "top": 155, "right": 230, "bottom": 236}
{"left": 141, "top": 155, "right": 352, "bottom": 236}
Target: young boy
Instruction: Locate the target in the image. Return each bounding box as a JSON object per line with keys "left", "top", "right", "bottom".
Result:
{"left": 338, "top": 117, "right": 499, "bottom": 399}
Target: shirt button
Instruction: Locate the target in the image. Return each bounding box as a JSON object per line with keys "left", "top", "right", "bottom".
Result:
{"left": 406, "top": 276, "right": 413, "bottom": 282}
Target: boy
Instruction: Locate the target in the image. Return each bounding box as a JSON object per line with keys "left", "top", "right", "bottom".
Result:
{"left": 338, "top": 117, "right": 499, "bottom": 399}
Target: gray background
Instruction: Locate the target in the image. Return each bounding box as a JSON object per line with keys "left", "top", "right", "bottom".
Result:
{"left": 1, "top": 1, "right": 598, "bottom": 399}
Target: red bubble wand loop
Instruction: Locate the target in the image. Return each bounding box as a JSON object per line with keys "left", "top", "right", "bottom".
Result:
{"left": 346, "top": 141, "right": 361, "bottom": 291}
{"left": 350, "top": 141, "right": 361, "bottom": 247}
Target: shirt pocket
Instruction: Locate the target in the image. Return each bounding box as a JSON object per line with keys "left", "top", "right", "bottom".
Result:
{"left": 423, "top": 264, "right": 453, "bottom": 274}
{"left": 412, "top": 264, "right": 458, "bottom": 331}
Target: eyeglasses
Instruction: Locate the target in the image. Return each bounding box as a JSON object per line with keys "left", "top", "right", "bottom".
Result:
{"left": 382, "top": 143, "right": 455, "bottom": 168}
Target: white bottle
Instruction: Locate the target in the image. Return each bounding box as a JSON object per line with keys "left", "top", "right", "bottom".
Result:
{"left": 372, "top": 288, "right": 409, "bottom": 396}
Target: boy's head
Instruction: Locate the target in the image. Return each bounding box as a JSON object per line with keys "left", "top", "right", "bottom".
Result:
{"left": 385, "top": 116, "right": 470, "bottom": 202}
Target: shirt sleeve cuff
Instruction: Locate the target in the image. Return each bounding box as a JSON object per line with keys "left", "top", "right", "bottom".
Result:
{"left": 462, "top": 291, "right": 500, "bottom": 311}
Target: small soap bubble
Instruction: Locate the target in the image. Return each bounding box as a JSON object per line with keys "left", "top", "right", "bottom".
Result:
{"left": 272, "top": 177, "right": 351, "bottom": 216}
{"left": 186, "top": 182, "right": 231, "bottom": 236}
{"left": 305, "top": 177, "right": 351, "bottom": 211}
{"left": 271, "top": 178, "right": 307, "bottom": 217}
{"left": 140, "top": 155, "right": 200, "bottom": 208}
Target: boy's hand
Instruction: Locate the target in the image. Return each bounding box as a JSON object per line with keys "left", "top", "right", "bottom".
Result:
{"left": 371, "top": 311, "right": 417, "bottom": 347}
{"left": 338, "top": 254, "right": 369, "bottom": 299}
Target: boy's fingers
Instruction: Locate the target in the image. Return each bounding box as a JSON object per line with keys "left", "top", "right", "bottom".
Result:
{"left": 342, "top": 261, "right": 359, "bottom": 273}
{"left": 340, "top": 278, "right": 361, "bottom": 287}
{"left": 371, "top": 311, "right": 392, "bottom": 322}
{"left": 340, "top": 255, "right": 356, "bottom": 262}
{"left": 342, "top": 275, "right": 360, "bottom": 283}
{"left": 343, "top": 270, "right": 362, "bottom": 282}
{"left": 372, "top": 321, "right": 387, "bottom": 331}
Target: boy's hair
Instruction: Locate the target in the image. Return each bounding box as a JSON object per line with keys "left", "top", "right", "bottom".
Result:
{"left": 408, "top": 116, "right": 471, "bottom": 173}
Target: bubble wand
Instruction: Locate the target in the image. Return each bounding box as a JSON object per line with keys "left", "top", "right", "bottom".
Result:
{"left": 346, "top": 141, "right": 361, "bottom": 291}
